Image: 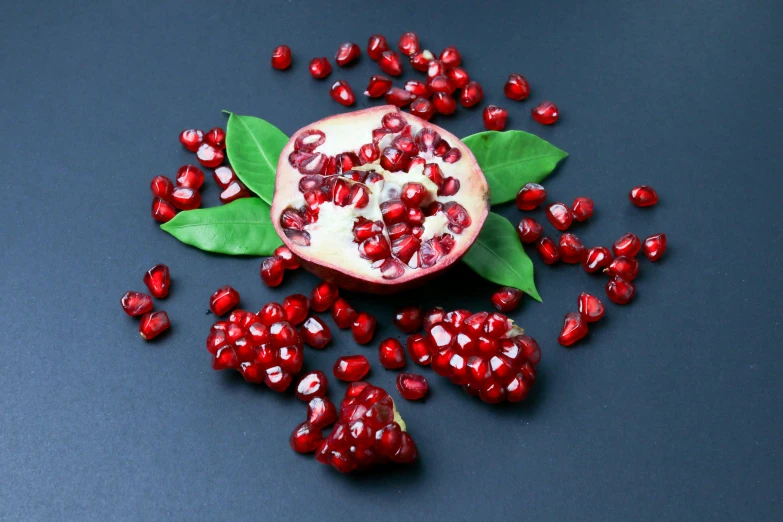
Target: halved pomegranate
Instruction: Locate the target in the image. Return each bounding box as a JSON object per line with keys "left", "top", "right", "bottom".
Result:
{"left": 271, "top": 106, "right": 490, "bottom": 293}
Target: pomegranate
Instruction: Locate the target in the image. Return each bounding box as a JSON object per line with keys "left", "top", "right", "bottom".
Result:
{"left": 491, "top": 287, "right": 523, "bottom": 312}
{"left": 558, "top": 312, "right": 587, "bottom": 347}
{"left": 531, "top": 101, "right": 559, "bottom": 125}
{"left": 577, "top": 293, "right": 605, "bottom": 322}
{"left": 504, "top": 73, "right": 530, "bottom": 100}
{"left": 330, "top": 80, "right": 355, "bottom": 106}
{"left": 139, "top": 311, "right": 170, "bottom": 340}
{"left": 483, "top": 105, "right": 508, "bottom": 131}
{"left": 179, "top": 129, "right": 203, "bottom": 152}
{"left": 642, "top": 233, "right": 667, "bottom": 261}
{"left": 152, "top": 198, "right": 177, "bottom": 222}
{"left": 121, "top": 291, "right": 153, "bottom": 317}
{"left": 410, "top": 50, "right": 434, "bottom": 71}
{"left": 335, "top": 42, "right": 360, "bottom": 66}
{"left": 516, "top": 217, "right": 543, "bottom": 243}
{"left": 308, "top": 396, "right": 338, "bottom": 429}
{"left": 143, "top": 264, "right": 170, "bottom": 299}
{"left": 150, "top": 175, "right": 174, "bottom": 200}
{"left": 379, "top": 338, "right": 406, "bottom": 369}
{"left": 396, "top": 373, "right": 428, "bottom": 400}
{"left": 271, "top": 45, "right": 292, "bottom": 70}
{"left": 629, "top": 185, "right": 658, "bottom": 207}
{"left": 398, "top": 32, "right": 420, "bottom": 56}
{"left": 270, "top": 106, "right": 490, "bottom": 293}
{"left": 364, "top": 75, "right": 393, "bottom": 98}
{"left": 367, "top": 35, "right": 389, "bottom": 61}
{"left": 309, "top": 57, "right": 332, "bottom": 79}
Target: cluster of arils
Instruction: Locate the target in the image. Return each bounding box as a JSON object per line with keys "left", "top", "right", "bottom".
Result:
{"left": 270, "top": 32, "right": 559, "bottom": 131}
{"left": 150, "top": 126, "right": 250, "bottom": 223}
{"left": 120, "top": 264, "right": 171, "bottom": 340}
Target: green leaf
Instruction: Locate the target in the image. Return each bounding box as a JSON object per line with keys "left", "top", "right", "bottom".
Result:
{"left": 463, "top": 130, "right": 568, "bottom": 205}
{"left": 160, "top": 198, "right": 283, "bottom": 256}
{"left": 224, "top": 111, "right": 289, "bottom": 204}
{"left": 462, "top": 212, "right": 541, "bottom": 302}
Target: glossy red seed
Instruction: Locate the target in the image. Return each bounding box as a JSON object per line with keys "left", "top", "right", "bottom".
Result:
{"left": 385, "top": 86, "right": 415, "bottom": 107}
{"left": 151, "top": 197, "right": 177, "bottom": 222}
{"left": 290, "top": 422, "right": 323, "bottom": 453}
{"left": 504, "top": 73, "right": 530, "bottom": 100}
{"left": 439, "top": 46, "right": 460, "bottom": 68}
{"left": 546, "top": 202, "right": 573, "bottom": 231}
{"left": 309, "top": 57, "right": 332, "bottom": 79}
{"left": 204, "top": 127, "right": 226, "bottom": 149}
{"left": 143, "top": 264, "right": 170, "bottom": 298}
{"left": 271, "top": 45, "right": 292, "bottom": 69}
{"left": 333, "top": 355, "right": 371, "bottom": 381}
{"left": 558, "top": 233, "right": 586, "bottom": 264}
{"left": 260, "top": 256, "right": 285, "bottom": 287}
{"left": 311, "top": 282, "right": 339, "bottom": 312}
{"left": 406, "top": 333, "right": 433, "bottom": 366}
{"left": 516, "top": 183, "right": 547, "bottom": 211}
{"left": 491, "top": 287, "right": 523, "bottom": 312}
{"left": 483, "top": 105, "right": 508, "bottom": 130}
{"left": 400, "top": 183, "right": 427, "bottom": 209}
{"left": 460, "top": 81, "right": 483, "bottom": 108}
{"left": 423, "top": 307, "right": 445, "bottom": 330}
{"left": 577, "top": 293, "right": 605, "bottom": 323}
{"left": 139, "top": 311, "right": 170, "bottom": 340}
{"left": 396, "top": 373, "right": 428, "bottom": 400}
{"left": 274, "top": 246, "right": 299, "bottom": 270}
{"left": 367, "top": 34, "right": 389, "bottom": 60}
{"left": 282, "top": 294, "right": 309, "bottom": 325}
{"left": 432, "top": 93, "right": 457, "bottom": 115}
{"left": 558, "top": 311, "right": 587, "bottom": 347}
{"left": 307, "top": 396, "right": 338, "bottom": 429}
{"left": 170, "top": 186, "right": 201, "bottom": 210}
{"left": 352, "top": 313, "right": 376, "bottom": 345}
{"left": 330, "top": 80, "right": 355, "bottom": 106}
{"left": 447, "top": 66, "right": 470, "bottom": 89}
{"left": 378, "top": 50, "right": 403, "bottom": 76}
{"left": 196, "top": 143, "right": 224, "bottom": 168}
{"left": 358, "top": 142, "right": 381, "bottom": 163}
{"left": 301, "top": 316, "right": 331, "bottom": 349}
{"left": 629, "top": 185, "right": 659, "bottom": 207}
{"left": 583, "top": 246, "right": 613, "bottom": 273}
{"left": 295, "top": 371, "right": 328, "bottom": 401}
{"left": 257, "top": 303, "right": 286, "bottom": 327}
{"left": 150, "top": 175, "right": 174, "bottom": 200}
{"left": 429, "top": 75, "right": 455, "bottom": 95}
{"left": 394, "top": 306, "right": 423, "bottom": 333}
{"left": 517, "top": 217, "right": 543, "bottom": 243}
{"left": 335, "top": 42, "right": 360, "bottom": 66}
{"left": 427, "top": 59, "right": 445, "bottom": 79}
{"left": 219, "top": 180, "right": 250, "bottom": 204}
{"left": 212, "top": 166, "right": 236, "bottom": 188}
{"left": 404, "top": 79, "right": 430, "bottom": 97}
{"left": 120, "top": 291, "right": 153, "bottom": 316}
{"left": 398, "top": 32, "right": 420, "bottom": 56}
{"left": 179, "top": 129, "right": 203, "bottom": 152}
{"left": 606, "top": 276, "right": 636, "bottom": 305}
{"left": 612, "top": 232, "right": 641, "bottom": 257}
{"left": 379, "top": 338, "right": 406, "bottom": 369}
{"left": 409, "top": 50, "right": 434, "bottom": 71}
{"left": 532, "top": 101, "right": 560, "bottom": 125}
{"left": 642, "top": 233, "right": 667, "bottom": 261}
{"left": 210, "top": 286, "right": 240, "bottom": 316}
{"left": 605, "top": 255, "right": 639, "bottom": 281}
{"left": 364, "top": 75, "right": 393, "bottom": 97}
{"left": 572, "top": 197, "right": 594, "bottom": 221}
{"left": 536, "top": 237, "right": 560, "bottom": 264}
{"left": 175, "top": 165, "right": 204, "bottom": 190}
{"left": 380, "top": 148, "right": 410, "bottom": 172}
{"left": 409, "top": 98, "right": 434, "bottom": 121}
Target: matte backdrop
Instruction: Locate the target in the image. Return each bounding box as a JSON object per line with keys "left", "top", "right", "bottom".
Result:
{"left": 1, "top": 0, "right": 781, "bottom": 520}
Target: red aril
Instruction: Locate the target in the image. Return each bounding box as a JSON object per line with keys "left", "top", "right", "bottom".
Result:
{"left": 282, "top": 294, "right": 309, "bottom": 325}
{"left": 491, "top": 287, "right": 523, "bottom": 312}
{"left": 410, "top": 50, "right": 434, "bottom": 71}
{"left": 612, "top": 232, "right": 641, "bottom": 257}
{"left": 301, "top": 316, "right": 331, "bottom": 349}
{"left": 378, "top": 51, "right": 403, "bottom": 76}
{"left": 423, "top": 307, "right": 445, "bottom": 330}
{"left": 333, "top": 355, "right": 371, "bottom": 381}
{"left": 150, "top": 175, "right": 174, "bottom": 200}
{"left": 404, "top": 80, "right": 430, "bottom": 97}
{"left": 545, "top": 202, "right": 573, "bottom": 231}
{"left": 531, "top": 101, "right": 559, "bottom": 125}
{"left": 398, "top": 32, "right": 420, "bottom": 56}
{"left": 448, "top": 67, "right": 469, "bottom": 88}
{"left": 271, "top": 45, "right": 292, "bottom": 69}
{"left": 427, "top": 60, "right": 446, "bottom": 79}
{"left": 379, "top": 338, "right": 406, "bottom": 369}
{"left": 151, "top": 197, "right": 177, "bottom": 222}
{"left": 367, "top": 34, "right": 389, "bottom": 60}
{"left": 143, "top": 264, "right": 170, "bottom": 298}
{"left": 428, "top": 75, "right": 455, "bottom": 95}
{"left": 275, "top": 246, "right": 300, "bottom": 270}
{"left": 642, "top": 233, "right": 667, "bottom": 261}
{"left": 605, "top": 256, "right": 639, "bottom": 281}
{"left": 385, "top": 87, "right": 415, "bottom": 107}
{"left": 629, "top": 185, "right": 658, "bottom": 207}
{"left": 258, "top": 302, "right": 287, "bottom": 326}
{"left": 352, "top": 312, "right": 376, "bottom": 344}
{"left": 311, "top": 281, "right": 339, "bottom": 312}
{"left": 120, "top": 291, "right": 153, "bottom": 316}
{"left": 309, "top": 57, "right": 332, "bottom": 79}
{"left": 196, "top": 143, "right": 224, "bottom": 168}
{"left": 212, "top": 166, "right": 236, "bottom": 188}
{"left": 483, "top": 105, "right": 508, "bottom": 130}
{"left": 210, "top": 286, "right": 240, "bottom": 316}
{"left": 577, "top": 292, "right": 605, "bottom": 323}
{"left": 290, "top": 422, "right": 323, "bottom": 453}
{"left": 396, "top": 373, "right": 428, "bottom": 400}
{"left": 406, "top": 333, "right": 433, "bottom": 366}
{"left": 606, "top": 276, "right": 636, "bottom": 305}
{"left": 439, "top": 46, "right": 461, "bottom": 68}
{"left": 330, "top": 80, "right": 355, "bottom": 106}
{"left": 331, "top": 297, "right": 357, "bottom": 329}
{"left": 516, "top": 183, "right": 547, "bottom": 210}
{"left": 558, "top": 312, "right": 587, "bottom": 347}
{"left": 260, "top": 256, "right": 285, "bottom": 287}
{"left": 170, "top": 186, "right": 201, "bottom": 210}
{"left": 517, "top": 217, "right": 543, "bottom": 243}
{"left": 364, "top": 75, "right": 393, "bottom": 97}
{"left": 219, "top": 180, "right": 250, "bottom": 204}
{"left": 571, "top": 197, "right": 594, "bottom": 221}
{"left": 296, "top": 370, "right": 329, "bottom": 401}
{"left": 307, "top": 396, "right": 338, "bottom": 429}
{"left": 394, "top": 306, "right": 423, "bottom": 333}
{"left": 536, "top": 237, "right": 560, "bottom": 264}
{"left": 432, "top": 92, "right": 457, "bottom": 115}
{"left": 335, "top": 42, "right": 360, "bottom": 66}
{"left": 204, "top": 127, "right": 226, "bottom": 149}
{"left": 179, "top": 129, "right": 203, "bottom": 152}
{"left": 558, "top": 233, "right": 586, "bottom": 264}
{"left": 504, "top": 73, "right": 530, "bottom": 100}
{"left": 175, "top": 164, "right": 204, "bottom": 190}
{"left": 583, "top": 246, "right": 613, "bottom": 273}
{"left": 460, "top": 81, "right": 483, "bottom": 108}
{"left": 139, "top": 311, "right": 170, "bottom": 340}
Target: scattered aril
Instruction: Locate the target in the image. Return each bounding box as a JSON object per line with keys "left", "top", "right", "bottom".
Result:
{"left": 139, "top": 311, "right": 170, "bottom": 340}
{"left": 531, "top": 101, "right": 559, "bottom": 125}
{"left": 404, "top": 80, "right": 430, "bottom": 97}
{"left": 308, "top": 57, "right": 332, "bottom": 79}
{"left": 546, "top": 202, "right": 573, "bottom": 231}
{"left": 396, "top": 373, "right": 429, "bottom": 400}
{"left": 384, "top": 87, "right": 415, "bottom": 107}
{"left": 367, "top": 34, "right": 389, "bottom": 60}
{"left": 491, "top": 287, "right": 523, "bottom": 312}
{"left": 517, "top": 217, "right": 543, "bottom": 243}
{"left": 260, "top": 256, "right": 285, "bottom": 287}
{"left": 121, "top": 291, "right": 153, "bottom": 317}
{"left": 577, "top": 292, "right": 605, "bottom": 323}
{"left": 423, "top": 307, "right": 446, "bottom": 331}
{"left": 439, "top": 46, "right": 461, "bottom": 68}
{"left": 196, "top": 143, "right": 224, "bottom": 168}
{"left": 606, "top": 276, "right": 636, "bottom": 305}
{"left": 378, "top": 50, "right": 403, "bottom": 76}
{"left": 150, "top": 175, "right": 174, "bottom": 200}
{"left": 571, "top": 197, "right": 594, "bottom": 221}
{"left": 448, "top": 66, "right": 470, "bottom": 89}
{"left": 612, "top": 232, "right": 641, "bottom": 258}
{"left": 209, "top": 285, "right": 240, "bottom": 316}
{"left": 432, "top": 92, "right": 457, "bottom": 115}
{"left": 152, "top": 197, "right": 177, "bottom": 222}
{"left": 379, "top": 338, "right": 406, "bottom": 369}
{"left": 605, "top": 255, "right": 639, "bottom": 281}
{"left": 335, "top": 42, "right": 361, "bottom": 66}
{"left": 410, "top": 50, "right": 434, "bottom": 71}
{"left": 536, "top": 237, "right": 560, "bottom": 264}
{"left": 504, "top": 73, "right": 530, "bottom": 100}
{"left": 394, "top": 306, "right": 423, "bottom": 333}
{"left": 583, "top": 246, "right": 613, "bottom": 273}
{"left": 409, "top": 98, "right": 434, "bottom": 121}
{"left": 170, "top": 186, "right": 201, "bottom": 210}
{"left": 301, "top": 316, "right": 331, "bottom": 349}
{"left": 558, "top": 311, "right": 587, "bottom": 347}
{"left": 143, "top": 264, "right": 170, "bottom": 298}
{"left": 352, "top": 312, "right": 377, "bottom": 344}
{"left": 558, "top": 233, "right": 586, "bottom": 264}
{"left": 219, "top": 180, "right": 250, "bottom": 204}
{"left": 427, "top": 59, "right": 446, "bottom": 79}
{"left": 310, "top": 282, "right": 339, "bottom": 312}
{"left": 290, "top": 422, "right": 323, "bottom": 453}
{"left": 330, "top": 80, "right": 355, "bottom": 106}
{"left": 204, "top": 127, "right": 226, "bottom": 149}
{"left": 364, "top": 75, "right": 393, "bottom": 97}
{"left": 274, "top": 246, "right": 300, "bottom": 270}
{"left": 330, "top": 297, "right": 357, "bottom": 329}
{"left": 333, "top": 355, "right": 371, "bottom": 381}
{"left": 271, "top": 45, "right": 292, "bottom": 70}
{"left": 429, "top": 75, "right": 455, "bottom": 95}
{"left": 307, "top": 396, "right": 338, "bottom": 429}
{"left": 483, "top": 105, "right": 508, "bottom": 130}
{"left": 629, "top": 185, "right": 658, "bottom": 207}
{"left": 406, "top": 333, "right": 432, "bottom": 366}
{"left": 460, "top": 81, "right": 483, "bottom": 108}
{"left": 281, "top": 294, "right": 309, "bottom": 325}
{"left": 175, "top": 164, "right": 204, "bottom": 190}
{"left": 643, "top": 233, "right": 667, "bottom": 261}
{"left": 398, "top": 32, "right": 420, "bottom": 56}
{"left": 516, "top": 183, "right": 547, "bottom": 211}
{"left": 212, "top": 166, "right": 236, "bottom": 188}
{"left": 296, "top": 370, "right": 329, "bottom": 401}
{"left": 179, "top": 129, "right": 203, "bottom": 152}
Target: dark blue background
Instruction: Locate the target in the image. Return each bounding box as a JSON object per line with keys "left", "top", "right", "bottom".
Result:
{"left": 2, "top": 0, "right": 781, "bottom": 520}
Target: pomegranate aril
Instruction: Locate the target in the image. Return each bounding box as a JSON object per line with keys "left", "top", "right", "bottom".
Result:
{"left": 120, "top": 291, "right": 153, "bottom": 316}
{"left": 196, "top": 143, "right": 224, "bottom": 168}
{"left": 333, "top": 355, "right": 371, "bottom": 381}
{"left": 578, "top": 292, "right": 605, "bottom": 323}
{"left": 423, "top": 307, "right": 445, "bottom": 330}
{"left": 428, "top": 75, "right": 455, "bottom": 95}
{"left": 606, "top": 276, "right": 636, "bottom": 305}
{"left": 364, "top": 75, "right": 392, "bottom": 97}
{"left": 359, "top": 235, "right": 391, "bottom": 261}
{"left": 367, "top": 34, "right": 389, "bottom": 60}
{"left": 348, "top": 184, "right": 370, "bottom": 208}
{"left": 536, "top": 237, "right": 560, "bottom": 264}
{"left": 460, "top": 81, "right": 483, "bottom": 108}
{"left": 308, "top": 396, "right": 338, "bottom": 429}
{"left": 353, "top": 218, "right": 384, "bottom": 241}
{"left": 179, "top": 129, "right": 203, "bottom": 152}
{"left": 139, "top": 311, "right": 170, "bottom": 340}
{"left": 404, "top": 80, "right": 430, "bottom": 97}
{"left": 400, "top": 182, "right": 427, "bottom": 208}
{"left": 432, "top": 92, "right": 457, "bottom": 115}
{"left": 260, "top": 256, "right": 285, "bottom": 287}
{"left": 380, "top": 199, "right": 407, "bottom": 226}
{"left": 629, "top": 185, "right": 659, "bottom": 207}
{"left": 572, "top": 197, "right": 594, "bottom": 221}
{"left": 204, "top": 127, "right": 226, "bottom": 149}
{"left": 212, "top": 166, "right": 236, "bottom": 188}
{"left": 583, "top": 246, "right": 613, "bottom": 273}
{"left": 352, "top": 312, "right": 376, "bottom": 345}
{"left": 447, "top": 66, "right": 470, "bottom": 89}
{"left": 294, "top": 129, "right": 326, "bottom": 152}
{"left": 380, "top": 147, "right": 410, "bottom": 172}
{"left": 504, "top": 73, "right": 530, "bottom": 100}
{"left": 642, "top": 233, "right": 667, "bottom": 261}
{"left": 605, "top": 255, "right": 639, "bottom": 281}
{"left": 330, "top": 80, "right": 355, "bottom": 106}
{"left": 516, "top": 182, "right": 546, "bottom": 210}
{"left": 438, "top": 177, "right": 460, "bottom": 196}
{"left": 398, "top": 32, "right": 420, "bottom": 56}
{"left": 274, "top": 246, "right": 299, "bottom": 270}
{"left": 219, "top": 180, "right": 250, "bottom": 204}
{"left": 491, "top": 287, "right": 523, "bottom": 312}
{"left": 427, "top": 59, "right": 446, "bottom": 79}
{"left": 210, "top": 286, "right": 240, "bottom": 316}
{"left": 358, "top": 142, "right": 381, "bottom": 163}
{"left": 309, "top": 57, "right": 332, "bottom": 79}
{"left": 379, "top": 338, "right": 406, "bottom": 369}
{"left": 385, "top": 87, "right": 416, "bottom": 107}
{"left": 381, "top": 111, "right": 407, "bottom": 132}
{"left": 152, "top": 197, "right": 176, "bottom": 222}
{"left": 558, "top": 311, "right": 587, "bottom": 347}
{"left": 331, "top": 297, "right": 358, "bottom": 329}
{"left": 143, "top": 264, "right": 170, "bottom": 298}
{"left": 271, "top": 44, "right": 292, "bottom": 69}
{"left": 170, "top": 186, "right": 201, "bottom": 210}
{"left": 410, "top": 49, "right": 434, "bottom": 71}
{"left": 546, "top": 202, "right": 573, "bottom": 231}
{"left": 396, "top": 373, "right": 428, "bottom": 400}
{"left": 444, "top": 201, "right": 472, "bottom": 229}
{"left": 299, "top": 316, "right": 331, "bottom": 349}
{"left": 517, "top": 217, "right": 543, "bottom": 243}
{"left": 388, "top": 223, "right": 411, "bottom": 241}
{"left": 150, "top": 175, "right": 174, "bottom": 200}
{"left": 310, "top": 281, "right": 339, "bottom": 313}
{"left": 294, "top": 371, "right": 328, "bottom": 402}
{"left": 281, "top": 294, "right": 309, "bottom": 325}
{"left": 612, "top": 232, "right": 641, "bottom": 258}
{"left": 483, "top": 105, "right": 508, "bottom": 130}
{"left": 378, "top": 50, "right": 403, "bottom": 76}
{"left": 532, "top": 101, "right": 559, "bottom": 125}
{"left": 409, "top": 98, "right": 434, "bottom": 121}
{"left": 335, "top": 42, "right": 360, "bottom": 66}
{"left": 407, "top": 333, "right": 433, "bottom": 366}
{"left": 406, "top": 207, "right": 425, "bottom": 225}
{"left": 258, "top": 302, "right": 287, "bottom": 327}
{"left": 290, "top": 422, "right": 323, "bottom": 453}
{"left": 423, "top": 163, "right": 444, "bottom": 185}
{"left": 558, "top": 233, "right": 586, "bottom": 264}
{"left": 439, "top": 46, "right": 461, "bottom": 68}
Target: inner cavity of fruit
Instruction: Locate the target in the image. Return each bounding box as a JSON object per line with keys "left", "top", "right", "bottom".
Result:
{"left": 272, "top": 106, "right": 489, "bottom": 291}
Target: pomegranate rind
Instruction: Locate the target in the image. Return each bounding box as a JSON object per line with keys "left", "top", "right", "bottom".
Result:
{"left": 271, "top": 105, "right": 490, "bottom": 294}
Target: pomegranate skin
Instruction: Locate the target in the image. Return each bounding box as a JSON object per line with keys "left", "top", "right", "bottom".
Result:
{"left": 270, "top": 106, "right": 491, "bottom": 294}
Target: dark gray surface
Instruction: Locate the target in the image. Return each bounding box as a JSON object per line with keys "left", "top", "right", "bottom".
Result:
{"left": 1, "top": 0, "right": 781, "bottom": 520}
